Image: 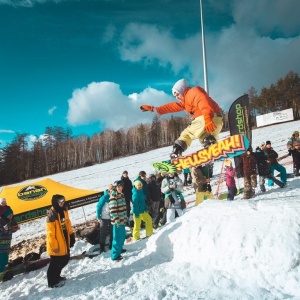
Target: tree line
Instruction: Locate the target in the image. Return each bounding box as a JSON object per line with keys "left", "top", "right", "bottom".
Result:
{"left": 0, "top": 71, "right": 299, "bottom": 186}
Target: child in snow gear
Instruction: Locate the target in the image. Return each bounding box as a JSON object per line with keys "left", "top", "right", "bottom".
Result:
{"left": 264, "top": 141, "right": 287, "bottom": 186}
{"left": 96, "top": 184, "right": 114, "bottom": 253}
{"left": 224, "top": 159, "right": 237, "bottom": 200}
{"left": 46, "top": 194, "right": 75, "bottom": 288}
{"left": 132, "top": 181, "right": 153, "bottom": 240}
{"left": 109, "top": 181, "right": 127, "bottom": 261}
{"left": 140, "top": 79, "right": 223, "bottom": 157}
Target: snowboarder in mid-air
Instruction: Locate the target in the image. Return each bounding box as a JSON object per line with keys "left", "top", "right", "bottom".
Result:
{"left": 140, "top": 79, "right": 223, "bottom": 158}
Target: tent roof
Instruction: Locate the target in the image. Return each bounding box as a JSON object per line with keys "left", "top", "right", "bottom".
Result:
{"left": 0, "top": 178, "right": 103, "bottom": 223}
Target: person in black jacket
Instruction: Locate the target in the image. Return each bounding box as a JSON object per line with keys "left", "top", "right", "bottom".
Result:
{"left": 121, "top": 171, "right": 133, "bottom": 219}
{"left": 148, "top": 174, "right": 161, "bottom": 228}
{"left": 251, "top": 144, "right": 284, "bottom": 192}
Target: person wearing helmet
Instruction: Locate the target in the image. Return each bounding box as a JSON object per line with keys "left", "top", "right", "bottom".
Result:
{"left": 224, "top": 159, "right": 237, "bottom": 200}
{"left": 140, "top": 79, "right": 223, "bottom": 158}
{"left": 287, "top": 131, "right": 300, "bottom": 176}
{"left": 109, "top": 180, "right": 127, "bottom": 261}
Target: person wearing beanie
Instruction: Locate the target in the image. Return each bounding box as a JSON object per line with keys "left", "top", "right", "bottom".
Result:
{"left": 131, "top": 180, "right": 153, "bottom": 240}
{"left": 46, "top": 194, "right": 75, "bottom": 288}
{"left": 264, "top": 141, "right": 287, "bottom": 186}
{"left": 0, "top": 200, "right": 14, "bottom": 273}
{"left": 134, "top": 171, "right": 150, "bottom": 209}
{"left": 147, "top": 174, "right": 161, "bottom": 228}
{"left": 140, "top": 78, "right": 223, "bottom": 158}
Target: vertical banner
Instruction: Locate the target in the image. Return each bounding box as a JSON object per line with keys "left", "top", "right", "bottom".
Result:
{"left": 228, "top": 94, "right": 252, "bottom": 177}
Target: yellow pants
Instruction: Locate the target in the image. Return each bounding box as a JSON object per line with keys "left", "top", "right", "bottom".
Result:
{"left": 178, "top": 113, "right": 223, "bottom": 148}
{"left": 133, "top": 212, "right": 153, "bottom": 240}
{"left": 195, "top": 191, "right": 214, "bottom": 205}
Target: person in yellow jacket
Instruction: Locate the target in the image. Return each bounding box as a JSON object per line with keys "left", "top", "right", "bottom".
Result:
{"left": 46, "top": 194, "right": 75, "bottom": 288}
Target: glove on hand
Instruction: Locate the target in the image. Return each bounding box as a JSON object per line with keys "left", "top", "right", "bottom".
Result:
{"left": 140, "top": 105, "right": 155, "bottom": 112}
{"left": 70, "top": 233, "right": 75, "bottom": 248}
{"left": 204, "top": 114, "right": 217, "bottom": 133}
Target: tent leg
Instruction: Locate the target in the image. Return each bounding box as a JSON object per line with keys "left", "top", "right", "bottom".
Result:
{"left": 82, "top": 207, "right": 88, "bottom": 225}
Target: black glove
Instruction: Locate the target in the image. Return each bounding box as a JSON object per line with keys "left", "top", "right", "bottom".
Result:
{"left": 70, "top": 233, "right": 75, "bottom": 248}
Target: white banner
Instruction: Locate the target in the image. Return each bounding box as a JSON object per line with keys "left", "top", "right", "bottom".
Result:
{"left": 256, "top": 108, "right": 294, "bottom": 127}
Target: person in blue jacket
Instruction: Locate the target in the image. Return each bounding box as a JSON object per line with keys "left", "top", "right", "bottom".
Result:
{"left": 132, "top": 180, "right": 153, "bottom": 241}
{"left": 96, "top": 184, "right": 113, "bottom": 253}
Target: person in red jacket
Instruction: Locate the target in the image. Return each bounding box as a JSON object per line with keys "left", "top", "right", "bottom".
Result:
{"left": 140, "top": 79, "right": 223, "bottom": 157}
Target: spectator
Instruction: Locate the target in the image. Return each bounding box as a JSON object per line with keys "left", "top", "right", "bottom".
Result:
{"left": 46, "top": 194, "right": 75, "bottom": 288}
{"left": 224, "top": 159, "right": 237, "bottom": 200}
{"left": 251, "top": 143, "right": 285, "bottom": 191}
{"left": 161, "top": 172, "right": 185, "bottom": 223}
{"left": 134, "top": 171, "right": 150, "bottom": 210}
{"left": 109, "top": 181, "right": 128, "bottom": 261}
{"left": 132, "top": 181, "right": 153, "bottom": 240}
{"left": 191, "top": 165, "right": 213, "bottom": 205}
{"left": 96, "top": 184, "right": 114, "bottom": 253}
{"left": 182, "top": 168, "right": 191, "bottom": 186}
{"left": 264, "top": 140, "right": 287, "bottom": 186}
{"left": 0, "top": 198, "right": 14, "bottom": 273}
{"left": 287, "top": 132, "right": 300, "bottom": 176}
{"left": 240, "top": 147, "right": 257, "bottom": 199}
{"left": 121, "top": 170, "right": 133, "bottom": 219}
{"left": 148, "top": 174, "right": 161, "bottom": 229}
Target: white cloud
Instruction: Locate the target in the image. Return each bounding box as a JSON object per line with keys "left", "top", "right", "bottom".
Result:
{"left": 0, "top": 129, "right": 14, "bottom": 134}
{"left": 117, "top": 11, "right": 300, "bottom": 110}
{"left": 48, "top": 106, "right": 57, "bottom": 115}
{"left": 67, "top": 82, "right": 174, "bottom": 131}
{"left": 0, "top": 0, "right": 66, "bottom": 7}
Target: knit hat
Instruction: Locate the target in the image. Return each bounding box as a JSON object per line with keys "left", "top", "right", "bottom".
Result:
{"left": 293, "top": 131, "right": 299, "bottom": 136}
{"left": 134, "top": 180, "right": 143, "bottom": 189}
{"left": 0, "top": 198, "right": 6, "bottom": 204}
{"left": 224, "top": 159, "right": 232, "bottom": 167}
{"left": 172, "top": 79, "right": 189, "bottom": 96}
{"left": 266, "top": 141, "right": 271, "bottom": 145}
{"left": 139, "top": 171, "right": 146, "bottom": 177}
{"left": 3, "top": 207, "right": 13, "bottom": 217}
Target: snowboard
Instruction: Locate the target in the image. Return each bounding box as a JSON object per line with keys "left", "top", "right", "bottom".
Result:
{"left": 217, "top": 188, "right": 244, "bottom": 200}
{"left": 152, "top": 134, "right": 249, "bottom": 173}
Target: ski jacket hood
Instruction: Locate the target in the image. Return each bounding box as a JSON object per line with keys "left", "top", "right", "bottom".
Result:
{"left": 172, "top": 79, "right": 189, "bottom": 96}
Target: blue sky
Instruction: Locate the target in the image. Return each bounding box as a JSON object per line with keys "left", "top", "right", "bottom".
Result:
{"left": 0, "top": 0, "right": 299, "bottom": 147}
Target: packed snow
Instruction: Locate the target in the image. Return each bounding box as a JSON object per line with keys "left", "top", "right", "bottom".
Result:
{"left": 1, "top": 120, "right": 300, "bottom": 300}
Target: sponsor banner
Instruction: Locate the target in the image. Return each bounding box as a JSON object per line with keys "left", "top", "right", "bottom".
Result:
{"left": 228, "top": 94, "right": 252, "bottom": 178}
{"left": 256, "top": 108, "right": 294, "bottom": 127}
{"left": 152, "top": 135, "right": 249, "bottom": 173}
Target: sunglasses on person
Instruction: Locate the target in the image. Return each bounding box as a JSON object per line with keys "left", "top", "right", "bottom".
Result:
{"left": 57, "top": 198, "right": 65, "bottom": 204}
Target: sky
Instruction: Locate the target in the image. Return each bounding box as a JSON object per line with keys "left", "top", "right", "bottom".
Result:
{"left": 1, "top": 0, "right": 300, "bottom": 147}
{"left": 1, "top": 120, "right": 300, "bottom": 299}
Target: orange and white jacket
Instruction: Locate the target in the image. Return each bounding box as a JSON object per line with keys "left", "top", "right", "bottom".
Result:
{"left": 156, "top": 86, "right": 222, "bottom": 119}
{"left": 46, "top": 208, "right": 73, "bottom": 256}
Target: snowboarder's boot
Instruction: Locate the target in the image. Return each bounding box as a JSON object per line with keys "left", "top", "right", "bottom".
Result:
{"left": 202, "top": 135, "right": 217, "bottom": 148}
{"left": 170, "top": 144, "right": 184, "bottom": 159}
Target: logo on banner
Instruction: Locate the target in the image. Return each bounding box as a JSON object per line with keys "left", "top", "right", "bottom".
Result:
{"left": 17, "top": 185, "right": 48, "bottom": 201}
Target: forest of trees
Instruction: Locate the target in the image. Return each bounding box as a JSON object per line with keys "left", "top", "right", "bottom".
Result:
{"left": 0, "top": 71, "right": 299, "bottom": 185}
